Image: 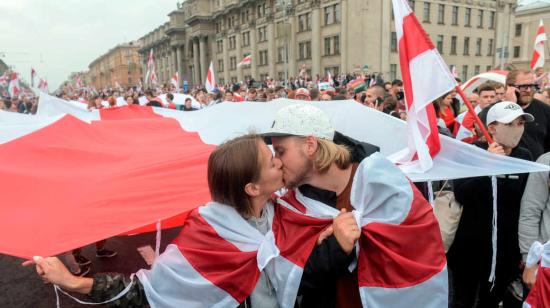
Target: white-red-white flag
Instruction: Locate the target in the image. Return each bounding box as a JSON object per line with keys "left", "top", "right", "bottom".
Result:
{"left": 8, "top": 72, "right": 21, "bottom": 98}
{"left": 146, "top": 49, "right": 157, "bottom": 85}
{"left": 75, "top": 74, "right": 83, "bottom": 89}
{"left": 0, "top": 72, "right": 8, "bottom": 85}
{"left": 171, "top": 72, "right": 179, "bottom": 89}
{"left": 327, "top": 71, "right": 333, "bottom": 85}
{"left": 523, "top": 240, "right": 550, "bottom": 308}
{"left": 205, "top": 61, "right": 216, "bottom": 93}
{"left": 531, "top": 19, "right": 547, "bottom": 70}
{"left": 389, "top": 0, "right": 457, "bottom": 172}
{"left": 237, "top": 54, "right": 252, "bottom": 67}
{"left": 31, "top": 68, "right": 36, "bottom": 87}
{"left": 38, "top": 78, "right": 49, "bottom": 92}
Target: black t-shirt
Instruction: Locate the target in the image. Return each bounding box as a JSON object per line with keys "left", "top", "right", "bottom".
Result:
{"left": 520, "top": 99, "right": 550, "bottom": 159}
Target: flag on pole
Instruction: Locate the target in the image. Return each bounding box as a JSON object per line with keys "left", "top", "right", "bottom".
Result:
{"left": 299, "top": 64, "right": 307, "bottom": 78}
{"left": 389, "top": 0, "right": 457, "bottom": 172}
{"left": 145, "top": 49, "right": 157, "bottom": 85}
{"left": 75, "top": 74, "right": 83, "bottom": 89}
{"left": 205, "top": 61, "right": 216, "bottom": 93}
{"left": 171, "top": 72, "right": 179, "bottom": 89}
{"left": 31, "top": 68, "right": 36, "bottom": 87}
{"left": 8, "top": 72, "right": 20, "bottom": 98}
{"left": 530, "top": 19, "right": 547, "bottom": 70}
{"left": 38, "top": 78, "right": 49, "bottom": 92}
{"left": 327, "top": 71, "right": 333, "bottom": 85}
{"left": 237, "top": 54, "right": 252, "bottom": 67}
{"left": 0, "top": 72, "right": 8, "bottom": 85}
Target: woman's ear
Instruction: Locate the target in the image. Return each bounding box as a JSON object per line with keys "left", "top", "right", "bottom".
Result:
{"left": 244, "top": 182, "right": 260, "bottom": 198}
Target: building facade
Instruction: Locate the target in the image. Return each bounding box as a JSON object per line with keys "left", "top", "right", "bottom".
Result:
{"left": 509, "top": 1, "right": 550, "bottom": 70}
{"left": 88, "top": 42, "right": 142, "bottom": 90}
{"left": 138, "top": 0, "right": 515, "bottom": 87}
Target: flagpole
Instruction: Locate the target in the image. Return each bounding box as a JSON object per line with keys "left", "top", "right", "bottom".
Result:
{"left": 455, "top": 86, "right": 494, "bottom": 144}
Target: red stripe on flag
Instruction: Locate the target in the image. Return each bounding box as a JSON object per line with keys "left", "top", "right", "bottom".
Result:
{"left": 0, "top": 112, "right": 213, "bottom": 259}
{"left": 357, "top": 182, "right": 446, "bottom": 288}
{"left": 174, "top": 209, "right": 260, "bottom": 303}
{"left": 273, "top": 200, "right": 332, "bottom": 267}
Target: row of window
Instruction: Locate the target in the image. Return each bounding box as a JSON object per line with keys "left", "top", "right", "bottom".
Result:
{"left": 414, "top": 2, "right": 496, "bottom": 29}
{"left": 217, "top": 66, "right": 341, "bottom": 84}
{"left": 391, "top": 33, "right": 494, "bottom": 57}
{"left": 215, "top": 3, "right": 341, "bottom": 34}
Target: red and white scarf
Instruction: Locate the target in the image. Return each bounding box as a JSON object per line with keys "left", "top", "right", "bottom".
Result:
{"left": 524, "top": 240, "right": 550, "bottom": 308}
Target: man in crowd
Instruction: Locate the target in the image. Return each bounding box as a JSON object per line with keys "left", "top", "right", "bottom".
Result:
{"left": 295, "top": 88, "right": 311, "bottom": 101}
{"left": 505, "top": 69, "right": 550, "bottom": 159}
{"left": 265, "top": 105, "right": 381, "bottom": 307}
{"left": 456, "top": 83, "right": 497, "bottom": 142}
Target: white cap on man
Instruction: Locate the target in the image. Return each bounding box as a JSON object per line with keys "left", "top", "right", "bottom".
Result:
{"left": 486, "top": 101, "right": 534, "bottom": 125}
{"left": 262, "top": 104, "right": 335, "bottom": 140}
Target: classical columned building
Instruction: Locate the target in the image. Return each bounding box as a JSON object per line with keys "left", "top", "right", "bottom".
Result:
{"left": 137, "top": 0, "right": 515, "bottom": 87}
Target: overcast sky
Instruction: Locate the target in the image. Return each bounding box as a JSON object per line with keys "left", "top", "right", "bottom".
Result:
{"left": 0, "top": 0, "right": 177, "bottom": 90}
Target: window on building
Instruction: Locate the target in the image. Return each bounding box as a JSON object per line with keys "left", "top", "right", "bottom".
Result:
{"left": 218, "top": 59, "right": 224, "bottom": 72}
{"left": 231, "top": 77, "right": 238, "bottom": 83}
{"left": 452, "top": 6, "right": 458, "bottom": 25}
{"left": 462, "top": 65, "right": 468, "bottom": 81}
{"left": 477, "top": 10, "right": 484, "bottom": 28}
{"left": 489, "top": 11, "right": 495, "bottom": 29}
{"left": 474, "top": 65, "right": 480, "bottom": 75}
{"left": 277, "top": 47, "right": 288, "bottom": 63}
{"left": 299, "top": 13, "right": 311, "bottom": 31}
{"left": 465, "top": 8, "right": 471, "bottom": 27}
{"left": 423, "top": 3, "right": 431, "bottom": 23}
{"left": 436, "top": 35, "right": 444, "bottom": 54}
{"left": 276, "top": 21, "right": 284, "bottom": 38}
{"left": 437, "top": 4, "right": 445, "bottom": 24}
{"left": 241, "top": 9, "right": 250, "bottom": 23}
{"left": 217, "top": 40, "right": 223, "bottom": 53}
{"left": 299, "top": 41, "right": 312, "bottom": 60}
{"left": 391, "top": 32, "right": 397, "bottom": 52}
{"left": 450, "top": 36, "right": 457, "bottom": 55}
{"left": 514, "top": 46, "right": 521, "bottom": 58}
{"left": 242, "top": 32, "right": 250, "bottom": 47}
{"left": 324, "top": 4, "right": 341, "bottom": 25}
{"left": 515, "top": 24, "right": 522, "bottom": 37}
{"left": 486, "top": 65, "right": 492, "bottom": 71}
{"left": 476, "top": 38, "right": 482, "bottom": 56}
{"left": 325, "top": 66, "right": 340, "bottom": 77}
{"left": 463, "top": 37, "right": 470, "bottom": 55}
{"left": 230, "top": 57, "right": 237, "bottom": 70}
{"left": 258, "top": 26, "right": 267, "bottom": 42}
{"left": 257, "top": 3, "right": 266, "bottom": 18}
{"left": 488, "top": 38, "right": 494, "bottom": 56}
{"left": 229, "top": 36, "right": 236, "bottom": 50}
{"left": 324, "top": 35, "right": 340, "bottom": 56}
{"left": 390, "top": 64, "right": 398, "bottom": 81}
{"left": 259, "top": 50, "right": 269, "bottom": 66}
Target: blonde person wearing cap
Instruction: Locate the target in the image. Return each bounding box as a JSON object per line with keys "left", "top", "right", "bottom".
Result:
{"left": 448, "top": 101, "right": 535, "bottom": 307}
{"left": 263, "top": 105, "right": 381, "bottom": 308}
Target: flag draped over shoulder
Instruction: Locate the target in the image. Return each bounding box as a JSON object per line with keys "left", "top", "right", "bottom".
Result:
{"left": 279, "top": 153, "right": 448, "bottom": 307}
{"left": 389, "top": 0, "right": 457, "bottom": 172}
{"left": 524, "top": 241, "right": 550, "bottom": 308}
{"left": 137, "top": 154, "right": 447, "bottom": 307}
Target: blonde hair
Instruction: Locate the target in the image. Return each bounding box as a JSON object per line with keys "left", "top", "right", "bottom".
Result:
{"left": 314, "top": 139, "right": 351, "bottom": 174}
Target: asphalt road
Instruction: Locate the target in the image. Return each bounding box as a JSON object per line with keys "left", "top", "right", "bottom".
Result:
{"left": 0, "top": 227, "right": 182, "bottom": 308}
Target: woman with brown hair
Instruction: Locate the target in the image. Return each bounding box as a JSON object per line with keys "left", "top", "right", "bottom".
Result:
{"left": 24, "top": 134, "right": 286, "bottom": 307}
{"left": 435, "top": 91, "right": 457, "bottom": 133}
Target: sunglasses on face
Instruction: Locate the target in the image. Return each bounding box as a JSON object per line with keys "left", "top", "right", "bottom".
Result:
{"left": 513, "top": 84, "right": 539, "bottom": 91}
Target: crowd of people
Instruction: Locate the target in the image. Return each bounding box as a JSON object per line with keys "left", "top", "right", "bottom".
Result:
{"left": 10, "top": 68, "right": 550, "bottom": 307}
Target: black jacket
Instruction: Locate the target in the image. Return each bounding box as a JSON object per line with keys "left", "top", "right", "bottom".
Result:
{"left": 298, "top": 134, "right": 379, "bottom": 308}
{"left": 447, "top": 142, "right": 531, "bottom": 278}
{"left": 520, "top": 98, "right": 550, "bottom": 159}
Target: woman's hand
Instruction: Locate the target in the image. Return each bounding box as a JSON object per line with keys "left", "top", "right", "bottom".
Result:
{"left": 22, "top": 256, "right": 92, "bottom": 294}
{"left": 523, "top": 265, "right": 538, "bottom": 290}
